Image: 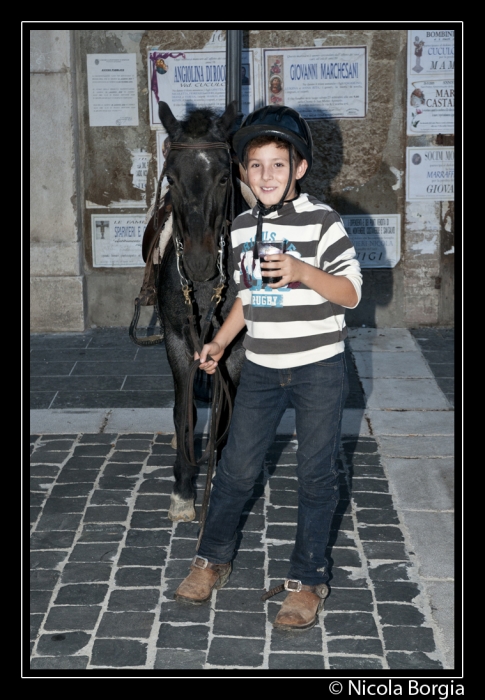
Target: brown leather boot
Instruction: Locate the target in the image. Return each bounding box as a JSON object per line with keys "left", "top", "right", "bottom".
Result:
{"left": 174, "top": 556, "right": 232, "bottom": 604}
{"left": 272, "top": 580, "right": 329, "bottom": 631}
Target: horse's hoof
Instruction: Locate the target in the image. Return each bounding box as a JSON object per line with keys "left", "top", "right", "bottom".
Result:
{"left": 168, "top": 493, "right": 196, "bottom": 522}
{"left": 171, "top": 434, "right": 177, "bottom": 450}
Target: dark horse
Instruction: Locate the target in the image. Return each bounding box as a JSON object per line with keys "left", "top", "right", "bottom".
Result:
{"left": 154, "top": 101, "right": 248, "bottom": 522}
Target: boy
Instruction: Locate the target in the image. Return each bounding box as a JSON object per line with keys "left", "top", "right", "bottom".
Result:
{"left": 174, "top": 105, "right": 362, "bottom": 631}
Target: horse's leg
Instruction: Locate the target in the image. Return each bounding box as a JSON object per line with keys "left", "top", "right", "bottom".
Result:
{"left": 167, "top": 351, "right": 198, "bottom": 522}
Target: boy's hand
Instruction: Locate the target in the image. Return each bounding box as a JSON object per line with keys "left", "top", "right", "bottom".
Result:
{"left": 261, "top": 253, "right": 305, "bottom": 288}
{"left": 262, "top": 253, "right": 359, "bottom": 307}
{"left": 195, "top": 341, "right": 224, "bottom": 375}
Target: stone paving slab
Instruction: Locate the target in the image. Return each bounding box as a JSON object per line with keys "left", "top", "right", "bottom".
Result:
{"left": 31, "top": 407, "right": 372, "bottom": 438}
{"left": 378, "top": 436, "right": 454, "bottom": 458}
{"left": 29, "top": 432, "right": 449, "bottom": 672}
{"left": 360, "top": 378, "right": 451, "bottom": 410}
{"left": 365, "top": 410, "right": 455, "bottom": 436}
{"left": 352, "top": 351, "right": 434, "bottom": 379}
{"left": 392, "top": 329, "right": 455, "bottom": 409}
{"left": 424, "top": 581, "right": 455, "bottom": 671}
{"left": 384, "top": 457, "right": 454, "bottom": 511}
{"left": 397, "top": 511, "right": 455, "bottom": 581}
{"left": 30, "top": 410, "right": 109, "bottom": 435}
{"left": 346, "top": 328, "right": 419, "bottom": 352}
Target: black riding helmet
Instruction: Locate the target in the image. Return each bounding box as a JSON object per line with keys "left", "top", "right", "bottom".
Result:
{"left": 233, "top": 105, "right": 313, "bottom": 182}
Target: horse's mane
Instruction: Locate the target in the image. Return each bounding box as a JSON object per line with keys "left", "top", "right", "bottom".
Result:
{"left": 178, "top": 108, "right": 222, "bottom": 139}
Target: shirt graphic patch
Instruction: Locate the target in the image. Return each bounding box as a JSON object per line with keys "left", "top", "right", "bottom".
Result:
{"left": 251, "top": 291, "right": 285, "bottom": 307}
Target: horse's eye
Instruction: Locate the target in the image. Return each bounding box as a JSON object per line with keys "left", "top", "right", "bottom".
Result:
{"left": 220, "top": 175, "right": 229, "bottom": 185}
{"left": 166, "top": 175, "right": 174, "bottom": 186}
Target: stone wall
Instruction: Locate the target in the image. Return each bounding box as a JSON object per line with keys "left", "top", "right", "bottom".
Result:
{"left": 29, "top": 28, "right": 455, "bottom": 331}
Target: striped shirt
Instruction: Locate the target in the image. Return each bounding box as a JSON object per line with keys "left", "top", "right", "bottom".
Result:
{"left": 231, "top": 193, "right": 362, "bottom": 369}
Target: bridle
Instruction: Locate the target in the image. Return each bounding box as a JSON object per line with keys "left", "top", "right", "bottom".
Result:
{"left": 156, "top": 139, "right": 235, "bottom": 547}
{"left": 129, "top": 140, "right": 232, "bottom": 350}
{"left": 155, "top": 140, "right": 232, "bottom": 306}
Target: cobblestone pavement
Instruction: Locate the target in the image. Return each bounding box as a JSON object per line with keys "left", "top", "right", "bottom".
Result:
{"left": 30, "top": 433, "right": 445, "bottom": 672}
{"left": 28, "top": 327, "right": 455, "bottom": 674}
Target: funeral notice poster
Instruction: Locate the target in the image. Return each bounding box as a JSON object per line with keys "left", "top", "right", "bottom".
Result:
{"left": 87, "top": 54, "right": 139, "bottom": 127}
{"left": 342, "top": 214, "right": 401, "bottom": 268}
{"left": 407, "top": 29, "right": 455, "bottom": 135}
{"left": 262, "top": 46, "right": 367, "bottom": 119}
{"left": 406, "top": 147, "right": 454, "bottom": 201}
{"left": 148, "top": 49, "right": 259, "bottom": 128}
{"left": 408, "top": 29, "right": 455, "bottom": 76}
{"left": 91, "top": 215, "right": 146, "bottom": 267}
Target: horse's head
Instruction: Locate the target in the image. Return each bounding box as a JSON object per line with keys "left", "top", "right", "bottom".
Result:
{"left": 159, "top": 101, "right": 238, "bottom": 282}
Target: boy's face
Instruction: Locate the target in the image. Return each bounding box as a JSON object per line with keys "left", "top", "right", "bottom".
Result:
{"left": 246, "top": 142, "right": 308, "bottom": 207}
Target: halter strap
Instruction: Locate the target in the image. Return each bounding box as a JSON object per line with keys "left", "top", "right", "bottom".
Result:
{"left": 156, "top": 137, "right": 233, "bottom": 303}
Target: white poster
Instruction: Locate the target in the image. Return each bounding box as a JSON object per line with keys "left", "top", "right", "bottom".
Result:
{"left": 406, "top": 147, "right": 454, "bottom": 201}
{"left": 343, "top": 215, "right": 401, "bottom": 268}
{"left": 407, "top": 77, "right": 454, "bottom": 135}
{"left": 408, "top": 29, "right": 455, "bottom": 76}
{"left": 407, "top": 30, "right": 454, "bottom": 135}
{"left": 130, "top": 149, "right": 151, "bottom": 191}
{"left": 91, "top": 215, "right": 146, "bottom": 267}
{"left": 148, "top": 49, "right": 260, "bottom": 128}
{"left": 262, "top": 46, "right": 367, "bottom": 119}
{"left": 87, "top": 54, "right": 139, "bottom": 127}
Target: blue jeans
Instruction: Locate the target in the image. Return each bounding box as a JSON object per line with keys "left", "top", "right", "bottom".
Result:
{"left": 197, "top": 354, "right": 348, "bottom": 586}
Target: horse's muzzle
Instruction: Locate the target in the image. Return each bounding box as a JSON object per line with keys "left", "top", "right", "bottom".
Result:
{"left": 183, "top": 253, "right": 218, "bottom": 282}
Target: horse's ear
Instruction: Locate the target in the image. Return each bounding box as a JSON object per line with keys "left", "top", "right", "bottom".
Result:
{"left": 159, "top": 101, "right": 179, "bottom": 138}
{"left": 217, "top": 100, "right": 238, "bottom": 137}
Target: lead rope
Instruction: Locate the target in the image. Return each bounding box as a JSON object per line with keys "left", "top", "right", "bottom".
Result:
{"left": 179, "top": 234, "right": 234, "bottom": 552}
